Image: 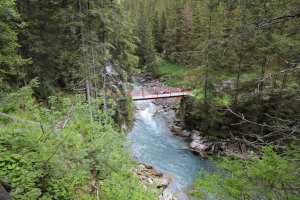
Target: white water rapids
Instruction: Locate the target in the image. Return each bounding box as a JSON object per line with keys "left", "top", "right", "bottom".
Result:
{"left": 127, "top": 98, "right": 215, "bottom": 198}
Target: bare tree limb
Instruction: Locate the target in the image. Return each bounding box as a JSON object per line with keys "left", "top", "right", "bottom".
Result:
{"left": 211, "top": 105, "right": 299, "bottom": 149}
{"left": 0, "top": 112, "right": 41, "bottom": 126}
{"left": 257, "top": 66, "right": 300, "bottom": 88}
{"left": 0, "top": 125, "right": 40, "bottom": 133}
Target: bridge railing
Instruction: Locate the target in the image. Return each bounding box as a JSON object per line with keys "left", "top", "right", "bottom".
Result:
{"left": 110, "top": 87, "right": 188, "bottom": 99}
{"left": 131, "top": 87, "right": 187, "bottom": 97}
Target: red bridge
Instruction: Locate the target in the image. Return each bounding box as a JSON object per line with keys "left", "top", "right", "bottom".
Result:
{"left": 130, "top": 87, "right": 190, "bottom": 101}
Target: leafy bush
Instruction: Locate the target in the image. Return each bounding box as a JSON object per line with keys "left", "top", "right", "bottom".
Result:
{"left": 192, "top": 146, "right": 300, "bottom": 200}
{"left": 100, "top": 173, "right": 157, "bottom": 200}
{"left": 0, "top": 85, "right": 157, "bottom": 200}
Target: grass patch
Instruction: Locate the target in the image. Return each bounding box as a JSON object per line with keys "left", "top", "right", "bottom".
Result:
{"left": 190, "top": 89, "right": 204, "bottom": 100}
{"left": 214, "top": 94, "right": 232, "bottom": 106}
{"left": 155, "top": 59, "right": 235, "bottom": 106}
{"left": 156, "top": 59, "right": 187, "bottom": 75}
{"left": 155, "top": 59, "right": 194, "bottom": 87}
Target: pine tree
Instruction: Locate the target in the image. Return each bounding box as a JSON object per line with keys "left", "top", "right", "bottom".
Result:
{"left": 135, "top": 1, "right": 156, "bottom": 66}
{"left": 152, "top": 11, "right": 163, "bottom": 53}
{"left": 189, "top": 0, "right": 224, "bottom": 104}
{"left": 163, "top": 0, "right": 184, "bottom": 56}
{"left": 0, "top": 0, "right": 27, "bottom": 90}
{"left": 179, "top": 0, "right": 193, "bottom": 51}
{"left": 159, "top": 10, "right": 167, "bottom": 53}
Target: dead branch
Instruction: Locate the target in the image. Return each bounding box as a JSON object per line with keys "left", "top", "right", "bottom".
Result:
{"left": 230, "top": 13, "right": 300, "bottom": 42}
{"left": 212, "top": 105, "right": 299, "bottom": 149}
{"left": 257, "top": 66, "right": 300, "bottom": 89}
{"left": 0, "top": 112, "right": 41, "bottom": 126}
{"left": 0, "top": 125, "right": 41, "bottom": 133}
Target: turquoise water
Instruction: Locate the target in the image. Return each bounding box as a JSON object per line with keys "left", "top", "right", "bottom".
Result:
{"left": 127, "top": 100, "right": 215, "bottom": 193}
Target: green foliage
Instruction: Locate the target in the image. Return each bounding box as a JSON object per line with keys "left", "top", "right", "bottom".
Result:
{"left": 0, "top": 86, "right": 156, "bottom": 200}
{"left": 155, "top": 59, "right": 194, "bottom": 86}
{"left": 208, "top": 136, "right": 217, "bottom": 141}
{"left": 192, "top": 146, "right": 300, "bottom": 200}
{"left": 141, "top": 0, "right": 300, "bottom": 145}
{"left": 134, "top": 0, "right": 156, "bottom": 66}
{"left": 162, "top": 0, "right": 184, "bottom": 56}
{"left": 100, "top": 173, "right": 157, "bottom": 200}
{"left": 0, "top": 0, "right": 29, "bottom": 89}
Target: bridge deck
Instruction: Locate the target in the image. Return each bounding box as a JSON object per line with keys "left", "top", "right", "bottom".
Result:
{"left": 111, "top": 87, "right": 192, "bottom": 101}
{"left": 132, "top": 92, "right": 189, "bottom": 101}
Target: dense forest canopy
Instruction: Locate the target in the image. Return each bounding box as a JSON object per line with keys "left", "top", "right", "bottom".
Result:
{"left": 122, "top": 0, "right": 300, "bottom": 147}
{"left": 122, "top": 0, "right": 300, "bottom": 199}
{"left": 0, "top": 0, "right": 299, "bottom": 199}
{"left": 0, "top": 0, "right": 156, "bottom": 199}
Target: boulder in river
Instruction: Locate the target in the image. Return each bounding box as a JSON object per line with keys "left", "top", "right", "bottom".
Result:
{"left": 190, "top": 141, "right": 206, "bottom": 151}
{"left": 190, "top": 132, "right": 201, "bottom": 141}
{"left": 148, "top": 168, "right": 163, "bottom": 177}
{"left": 181, "top": 145, "right": 190, "bottom": 150}
{"left": 181, "top": 130, "right": 191, "bottom": 137}
{"left": 138, "top": 164, "right": 146, "bottom": 170}
{"left": 151, "top": 105, "right": 163, "bottom": 114}
{"left": 137, "top": 164, "right": 163, "bottom": 177}
{"left": 190, "top": 140, "right": 209, "bottom": 158}
{"left": 154, "top": 176, "right": 173, "bottom": 188}
{"left": 171, "top": 125, "right": 182, "bottom": 135}
{"left": 143, "top": 163, "right": 154, "bottom": 169}
{"left": 159, "top": 188, "right": 176, "bottom": 200}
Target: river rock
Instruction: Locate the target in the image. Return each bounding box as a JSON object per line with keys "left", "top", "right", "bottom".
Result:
{"left": 138, "top": 176, "right": 147, "bottom": 181}
{"left": 181, "top": 145, "right": 189, "bottom": 150}
{"left": 147, "top": 178, "right": 153, "bottom": 185}
{"left": 190, "top": 141, "right": 210, "bottom": 157}
{"left": 148, "top": 168, "right": 163, "bottom": 177}
{"left": 154, "top": 178, "right": 169, "bottom": 188}
{"left": 138, "top": 164, "right": 145, "bottom": 170}
{"left": 191, "top": 130, "right": 201, "bottom": 136}
{"left": 151, "top": 105, "right": 163, "bottom": 114}
{"left": 175, "top": 191, "right": 190, "bottom": 200}
{"left": 174, "top": 119, "right": 182, "bottom": 126}
{"left": 171, "top": 125, "right": 182, "bottom": 135}
{"left": 154, "top": 176, "right": 173, "bottom": 188}
{"left": 163, "top": 110, "right": 176, "bottom": 128}
{"left": 143, "top": 163, "right": 154, "bottom": 169}
{"left": 190, "top": 141, "right": 206, "bottom": 150}
{"left": 159, "top": 189, "right": 175, "bottom": 200}
{"left": 181, "top": 130, "right": 191, "bottom": 137}
{"left": 163, "top": 110, "right": 176, "bottom": 120}
{"left": 191, "top": 133, "right": 201, "bottom": 141}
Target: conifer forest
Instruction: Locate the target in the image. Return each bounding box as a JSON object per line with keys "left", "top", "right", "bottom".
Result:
{"left": 0, "top": 0, "right": 299, "bottom": 199}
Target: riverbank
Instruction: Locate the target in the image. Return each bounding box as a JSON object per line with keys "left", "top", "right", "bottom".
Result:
{"left": 133, "top": 163, "right": 175, "bottom": 200}
{"left": 128, "top": 78, "right": 215, "bottom": 200}
{"left": 135, "top": 73, "right": 251, "bottom": 159}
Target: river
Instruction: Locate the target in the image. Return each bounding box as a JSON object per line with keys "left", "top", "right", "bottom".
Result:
{"left": 127, "top": 98, "right": 215, "bottom": 198}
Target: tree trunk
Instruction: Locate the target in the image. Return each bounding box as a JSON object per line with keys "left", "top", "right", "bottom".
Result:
{"left": 204, "top": 52, "right": 209, "bottom": 104}
{"left": 103, "top": 34, "right": 108, "bottom": 113}
{"left": 79, "top": 0, "right": 93, "bottom": 124}
{"left": 92, "top": 47, "right": 98, "bottom": 98}
{"left": 204, "top": 12, "right": 212, "bottom": 105}
{"left": 234, "top": 53, "right": 242, "bottom": 106}
{"left": 256, "top": 57, "right": 266, "bottom": 135}
{"left": 297, "top": 72, "right": 300, "bottom": 84}
{"left": 86, "top": 80, "right": 93, "bottom": 124}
